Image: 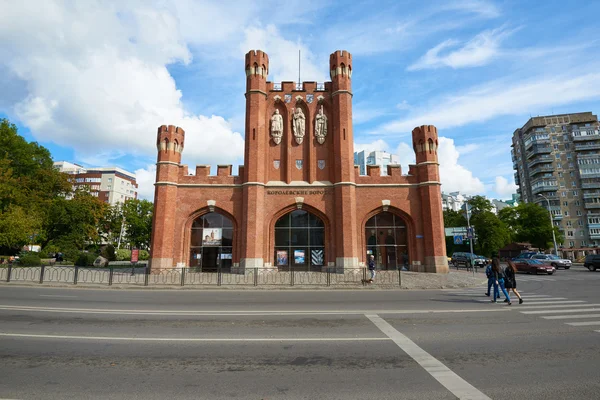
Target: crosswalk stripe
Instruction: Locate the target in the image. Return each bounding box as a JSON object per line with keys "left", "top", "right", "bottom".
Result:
{"left": 476, "top": 298, "right": 569, "bottom": 303}
{"left": 566, "top": 321, "right": 600, "bottom": 326}
{"left": 511, "top": 300, "right": 585, "bottom": 305}
{"left": 521, "top": 308, "right": 600, "bottom": 315}
{"left": 519, "top": 303, "right": 600, "bottom": 310}
{"left": 542, "top": 314, "right": 600, "bottom": 320}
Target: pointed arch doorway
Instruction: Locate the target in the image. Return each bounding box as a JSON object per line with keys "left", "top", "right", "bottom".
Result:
{"left": 365, "top": 211, "right": 409, "bottom": 270}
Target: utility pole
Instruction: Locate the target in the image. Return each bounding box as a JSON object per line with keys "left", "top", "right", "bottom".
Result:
{"left": 538, "top": 194, "right": 558, "bottom": 256}
{"left": 465, "top": 202, "right": 475, "bottom": 276}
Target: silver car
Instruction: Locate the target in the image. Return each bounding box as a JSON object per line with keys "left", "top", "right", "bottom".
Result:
{"left": 531, "top": 254, "right": 572, "bottom": 269}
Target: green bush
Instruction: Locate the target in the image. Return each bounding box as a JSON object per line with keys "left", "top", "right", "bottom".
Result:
{"left": 116, "top": 249, "right": 131, "bottom": 261}
{"left": 18, "top": 252, "right": 41, "bottom": 266}
{"left": 101, "top": 245, "right": 116, "bottom": 261}
{"left": 75, "top": 252, "right": 98, "bottom": 267}
{"left": 139, "top": 250, "right": 149, "bottom": 260}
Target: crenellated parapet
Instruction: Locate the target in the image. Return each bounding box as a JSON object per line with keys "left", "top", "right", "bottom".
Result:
{"left": 177, "top": 164, "right": 243, "bottom": 185}
{"left": 354, "top": 164, "right": 418, "bottom": 185}
{"left": 329, "top": 50, "right": 352, "bottom": 80}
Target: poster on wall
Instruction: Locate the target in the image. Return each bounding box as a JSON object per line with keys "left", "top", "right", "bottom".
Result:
{"left": 294, "top": 250, "right": 305, "bottom": 264}
{"left": 202, "top": 228, "right": 222, "bottom": 246}
{"left": 276, "top": 250, "right": 288, "bottom": 266}
{"left": 311, "top": 249, "right": 323, "bottom": 266}
{"left": 220, "top": 253, "right": 232, "bottom": 260}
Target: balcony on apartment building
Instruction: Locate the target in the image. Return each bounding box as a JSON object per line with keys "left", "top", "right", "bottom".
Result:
{"left": 526, "top": 144, "right": 552, "bottom": 159}
{"left": 583, "top": 190, "right": 600, "bottom": 199}
{"left": 527, "top": 154, "right": 554, "bottom": 169}
{"left": 524, "top": 134, "right": 550, "bottom": 151}
{"left": 572, "top": 130, "right": 600, "bottom": 141}
{"left": 529, "top": 164, "right": 555, "bottom": 177}
{"left": 575, "top": 142, "right": 600, "bottom": 151}
{"left": 584, "top": 199, "right": 600, "bottom": 209}
{"left": 580, "top": 170, "right": 600, "bottom": 179}
{"left": 531, "top": 178, "right": 558, "bottom": 195}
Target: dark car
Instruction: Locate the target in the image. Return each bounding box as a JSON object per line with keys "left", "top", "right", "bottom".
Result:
{"left": 531, "top": 254, "right": 571, "bottom": 269}
{"left": 451, "top": 252, "right": 486, "bottom": 269}
{"left": 584, "top": 254, "right": 600, "bottom": 271}
{"left": 513, "top": 259, "right": 556, "bottom": 275}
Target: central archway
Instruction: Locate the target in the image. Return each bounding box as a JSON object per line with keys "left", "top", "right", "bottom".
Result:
{"left": 365, "top": 211, "right": 408, "bottom": 270}
{"left": 274, "top": 209, "right": 325, "bottom": 271}
{"left": 189, "top": 212, "right": 234, "bottom": 271}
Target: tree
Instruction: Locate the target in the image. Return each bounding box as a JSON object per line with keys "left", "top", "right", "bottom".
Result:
{"left": 467, "top": 195, "right": 494, "bottom": 217}
{"left": 509, "top": 203, "right": 563, "bottom": 250}
{"left": 122, "top": 199, "right": 153, "bottom": 250}
{"left": 443, "top": 209, "right": 467, "bottom": 227}
{"left": 0, "top": 119, "right": 71, "bottom": 254}
{"left": 471, "top": 211, "right": 511, "bottom": 257}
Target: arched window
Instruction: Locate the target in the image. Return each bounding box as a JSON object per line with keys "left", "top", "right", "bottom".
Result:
{"left": 365, "top": 212, "right": 408, "bottom": 270}
{"left": 189, "top": 212, "right": 233, "bottom": 271}
{"left": 274, "top": 210, "right": 325, "bottom": 270}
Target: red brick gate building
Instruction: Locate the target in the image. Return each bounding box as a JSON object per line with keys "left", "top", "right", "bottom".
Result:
{"left": 149, "top": 50, "right": 448, "bottom": 273}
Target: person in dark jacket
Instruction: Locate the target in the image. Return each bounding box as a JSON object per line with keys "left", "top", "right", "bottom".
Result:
{"left": 484, "top": 263, "right": 499, "bottom": 298}
{"left": 368, "top": 255, "right": 376, "bottom": 283}
{"left": 504, "top": 260, "right": 523, "bottom": 304}
{"left": 491, "top": 258, "right": 511, "bottom": 305}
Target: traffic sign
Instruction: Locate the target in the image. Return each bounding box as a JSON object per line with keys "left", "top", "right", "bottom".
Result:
{"left": 453, "top": 235, "right": 463, "bottom": 245}
{"left": 467, "top": 227, "right": 474, "bottom": 239}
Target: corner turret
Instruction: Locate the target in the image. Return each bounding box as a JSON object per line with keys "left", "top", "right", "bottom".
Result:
{"left": 329, "top": 50, "right": 352, "bottom": 91}
{"left": 245, "top": 50, "right": 269, "bottom": 93}
{"left": 412, "top": 125, "right": 438, "bottom": 164}
{"left": 157, "top": 125, "right": 185, "bottom": 164}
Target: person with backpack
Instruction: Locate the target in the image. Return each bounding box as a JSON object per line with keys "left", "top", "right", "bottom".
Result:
{"left": 484, "top": 262, "right": 499, "bottom": 299}
{"left": 491, "top": 258, "right": 511, "bottom": 305}
{"left": 504, "top": 260, "right": 523, "bottom": 304}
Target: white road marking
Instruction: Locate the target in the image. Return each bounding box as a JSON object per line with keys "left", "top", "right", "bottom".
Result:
{"left": 566, "top": 321, "right": 600, "bottom": 327}
{"left": 477, "top": 298, "right": 571, "bottom": 303}
{"left": 0, "top": 333, "right": 390, "bottom": 342}
{"left": 39, "top": 295, "right": 77, "bottom": 298}
{"left": 0, "top": 305, "right": 509, "bottom": 316}
{"left": 542, "top": 314, "right": 600, "bottom": 320}
{"left": 521, "top": 308, "right": 600, "bottom": 315}
{"left": 519, "top": 303, "right": 600, "bottom": 309}
{"left": 366, "top": 314, "right": 492, "bottom": 400}
{"left": 509, "top": 300, "right": 585, "bottom": 305}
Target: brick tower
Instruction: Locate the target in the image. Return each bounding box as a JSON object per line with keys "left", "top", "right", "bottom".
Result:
{"left": 149, "top": 125, "right": 185, "bottom": 270}
{"left": 412, "top": 126, "right": 448, "bottom": 273}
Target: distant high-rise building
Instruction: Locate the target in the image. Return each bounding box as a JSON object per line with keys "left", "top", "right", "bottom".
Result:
{"left": 354, "top": 150, "right": 400, "bottom": 175}
{"left": 54, "top": 162, "right": 138, "bottom": 205}
{"left": 511, "top": 112, "right": 600, "bottom": 252}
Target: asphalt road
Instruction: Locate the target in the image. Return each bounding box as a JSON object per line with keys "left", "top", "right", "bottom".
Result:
{"left": 1, "top": 266, "right": 599, "bottom": 399}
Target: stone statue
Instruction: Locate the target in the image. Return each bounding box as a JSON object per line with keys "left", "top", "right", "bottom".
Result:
{"left": 270, "top": 109, "right": 283, "bottom": 144}
{"left": 315, "top": 105, "right": 328, "bottom": 144}
{"left": 292, "top": 107, "right": 306, "bottom": 144}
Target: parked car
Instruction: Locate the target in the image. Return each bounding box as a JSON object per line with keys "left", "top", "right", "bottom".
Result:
{"left": 531, "top": 254, "right": 571, "bottom": 269}
{"left": 512, "top": 252, "right": 539, "bottom": 260}
{"left": 512, "top": 259, "right": 556, "bottom": 275}
{"left": 584, "top": 254, "right": 600, "bottom": 271}
{"left": 451, "top": 252, "right": 487, "bottom": 269}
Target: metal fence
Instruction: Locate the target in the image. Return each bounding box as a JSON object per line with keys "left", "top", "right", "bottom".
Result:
{"left": 0, "top": 266, "right": 402, "bottom": 287}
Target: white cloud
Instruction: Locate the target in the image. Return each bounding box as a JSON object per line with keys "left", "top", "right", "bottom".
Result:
{"left": 379, "top": 72, "right": 600, "bottom": 134}
{"left": 407, "top": 27, "right": 511, "bottom": 71}
{"left": 438, "top": 1, "right": 501, "bottom": 19}
{"left": 240, "top": 25, "right": 328, "bottom": 83}
{"left": 393, "top": 142, "right": 415, "bottom": 173}
{"left": 494, "top": 176, "right": 518, "bottom": 199}
{"left": 438, "top": 137, "right": 485, "bottom": 194}
{"left": 0, "top": 0, "right": 245, "bottom": 169}
{"left": 135, "top": 165, "right": 157, "bottom": 201}
{"left": 354, "top": 139, "right": 389, "bottom": 154}
{"left": 455, "top": 143, "right": 480, "bottom": 155}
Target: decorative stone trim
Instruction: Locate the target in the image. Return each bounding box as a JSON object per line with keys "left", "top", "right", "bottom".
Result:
{"left": 382, "top": 199, "right": 390, "bottom": 211}
{"left": 207, "top": 200, "right": 216, "bottom": 212}
{"left": 332, "top": 90, "right": 353, "bottom": 97}
{"left": 295, "top": 197, "right": 304, "bottom": 209}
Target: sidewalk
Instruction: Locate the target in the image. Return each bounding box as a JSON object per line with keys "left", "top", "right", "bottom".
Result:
{"left": 0, "top": 269, "right": 487, "bottom": 290}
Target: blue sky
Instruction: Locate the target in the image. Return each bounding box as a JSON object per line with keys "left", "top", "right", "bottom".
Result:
{"left": 1, "top": 0, "right": 600, "bottom": 200}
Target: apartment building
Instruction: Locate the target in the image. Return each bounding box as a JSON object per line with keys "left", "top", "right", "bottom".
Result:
{"left": 511, "top": 112, "right": 600, "bottom": 251}
{"left": 54, "top": 162, "right": 138, "bottom": 205}
{"left": 354, "top": 150, "right": 400, "bottom": 175}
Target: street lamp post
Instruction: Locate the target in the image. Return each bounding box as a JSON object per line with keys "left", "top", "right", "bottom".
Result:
{"left": 464, "top": 202, "right": 475, "bottom": 276}
{"left": 538, "top": 193, "right": 558, "bottom": 256}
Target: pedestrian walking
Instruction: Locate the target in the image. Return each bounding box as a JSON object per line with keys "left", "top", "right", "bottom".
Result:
{"left": 484, "top": 262, "right": 499, "bottom": 299}
{"left": 368, "top": 255, "right": 376, "bottom": 283}
{"left": 504, "top": 260, "right": 523, "bottom": 304}
{"left": 491, "top": 258, "right": 511, "bottom": 305}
